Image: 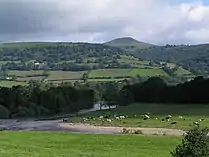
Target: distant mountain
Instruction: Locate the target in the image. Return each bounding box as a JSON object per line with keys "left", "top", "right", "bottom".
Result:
{"left": 104, "top": 37, "right": 155, "bottom": 51}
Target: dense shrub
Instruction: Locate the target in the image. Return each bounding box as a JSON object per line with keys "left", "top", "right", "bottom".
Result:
{"left": 171, "top": 127, "right": 209, "bottom": 157}
{"left": 0, "top": 105, "right": 10, "bottom": 119}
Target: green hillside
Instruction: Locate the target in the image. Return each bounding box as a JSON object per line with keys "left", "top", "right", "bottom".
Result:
{"left": 0, "top": 41, "right": 195, "bottom": 87}
{"left": 137, "top": 44, "right": 209, "bottom": 75}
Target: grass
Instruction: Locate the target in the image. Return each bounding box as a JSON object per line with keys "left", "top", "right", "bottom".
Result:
{"left": 130, "top": 68, "right": 167, "bottom": 76}
{"left": 8, "top": 70, "right": 44, "bottom": 77}
{"left": 89, "top": 69, "right": 132, "bottom": 78}
{"left": 8, "top": 70, "right": 85, "bottom": 80}
{"left": 88, "top": 78, "right": 125, "bottom": 82}
{"left": 0, "top": 81, "right": 26, "bottom": 87}
{"left": 118, "top": 55, "right": 150, "bottom": 65}
{"left": 89, "top": 68, "right": 167, "bottom": 78}
{"left": 47, "top": 71, "right": 85, "bottom": 80}
{"left": 69, "top": 103, "right": 209, "bottom": 130}
{"left": 0, "top": 131, "right": 180, "bottom": 157}
{"left": 174, "top": 67, "right": 193, "bottom": 76}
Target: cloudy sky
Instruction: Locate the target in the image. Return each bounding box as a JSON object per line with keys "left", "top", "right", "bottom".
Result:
{"left": 0, "top": 0, "right": 209, "bottom": 45}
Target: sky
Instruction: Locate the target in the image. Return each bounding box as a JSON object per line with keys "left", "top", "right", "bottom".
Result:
{"left": 0, "top": 0, "right": 209, "bottom": 45}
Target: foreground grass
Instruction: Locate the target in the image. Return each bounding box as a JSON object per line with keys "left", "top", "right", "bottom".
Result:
{"left": 0, "top": 131, "right": 180, "bottom": 157}
{"left": 69, "top": 103, "right": 209, "bottom": 130}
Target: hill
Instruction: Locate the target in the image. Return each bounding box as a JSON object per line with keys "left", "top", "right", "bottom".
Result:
{"left": 0, "top": 41, "right": 195, "bottom": 86}
{"left": 104, "top": 37, "right": 154, "bottom": 51}
{"left": 137, "top": 44, "right": 209, "bottom": 75}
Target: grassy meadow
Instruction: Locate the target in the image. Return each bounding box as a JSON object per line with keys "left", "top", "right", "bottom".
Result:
{"left": 69, "top": 103, "right": 209, "bottom": 130}
{"left": 0, "top": 131, "right": 180, "bottom": 157}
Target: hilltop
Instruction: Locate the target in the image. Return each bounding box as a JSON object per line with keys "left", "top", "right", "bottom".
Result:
{"left": 104, "top": 37, "right": 154, "bottom": 51}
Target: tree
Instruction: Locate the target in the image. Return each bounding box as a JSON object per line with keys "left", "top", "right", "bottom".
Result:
{"left": 171, "top": 127, "right": 209, "bottom": 157}
{"left": 82, "top": 72, "right": 89, "bottom": 83}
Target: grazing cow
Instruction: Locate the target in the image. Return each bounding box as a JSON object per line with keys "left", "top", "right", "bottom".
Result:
{"left": 161, "top": 119, "right": 165, "bottom": 122}
{"left": 171, "top": 122, "right": 177, "bottom": 125}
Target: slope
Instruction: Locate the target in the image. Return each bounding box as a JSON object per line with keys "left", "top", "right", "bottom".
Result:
{"left": 137, "top": 44, "right": 209, "bottom": 75}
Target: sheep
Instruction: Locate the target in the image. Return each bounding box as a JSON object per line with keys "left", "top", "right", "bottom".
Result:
{"left": 171, "top": 122, "right": 177, "bottom": 125}
{"left": 82, "top": 118, "right": 88, "bottom": 122}
{"left": 99, "top": 116, "right": 104, "bottom": 119}
{"left": 166, "top": 115, "right": 172, "bottom": 120}
{"left": 155, "top": 118, "right": 158, "bottom": 120}
{"left": 115, "top": 117, "right": 120, "bottom": 120}
{"left": 119, "top": 116, "right": 125, "bottom": 119}
{"left": 143, "top": 115, "right": 150, "bottom": 120}
{"left": 193, "top": 122, "right": 199, "bottom": 126}
{"left": 178, "top": 116, "right": 183, "bottom": 119}
{"left": 106, "top": 119, "right": 112, "bottom": 122}
{"left": 199, "top": 118, "right": 205, "bottom": 122}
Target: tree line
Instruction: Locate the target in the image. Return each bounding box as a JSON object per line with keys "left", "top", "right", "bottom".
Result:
{"left": 0, "top": 81, "right": 95, "bottom": 119}
{"left": 0, "top": 43, "right": 123, "bottom": 62}
{"left": 119, "top": 76, "right": 209, "bottom": 105}
{"left": 1, "top": 75, "right": 209, "bottom": 119}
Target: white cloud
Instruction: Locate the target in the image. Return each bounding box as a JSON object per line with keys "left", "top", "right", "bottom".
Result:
{"left": 0, "top": 0, "right": 209, "bottom": 44}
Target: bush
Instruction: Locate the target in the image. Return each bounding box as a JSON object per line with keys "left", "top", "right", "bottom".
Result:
{"left": 0, "top": 105, "right": 10, "bottom": 119}
{"left": 171, "top": 127, "right": 209, "bottom": 157}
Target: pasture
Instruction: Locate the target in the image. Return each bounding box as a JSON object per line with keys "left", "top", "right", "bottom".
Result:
{"left": 0, "top": 131, "right": 180, "bottom": 157}
{"left": 69, "top": 103, "right": 209, "bottom": 130}
{"left": 0, "top": 81, "right": 26, "bottom": 87}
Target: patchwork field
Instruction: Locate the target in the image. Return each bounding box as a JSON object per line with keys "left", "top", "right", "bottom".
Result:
{"left": 0, "top": 131, "right": 180, "bottom": 157}
{"left": 69, "top": 103, "right": 209, "bottom": 130}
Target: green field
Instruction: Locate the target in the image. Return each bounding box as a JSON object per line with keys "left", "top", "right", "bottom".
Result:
{"left": 0, "top": 81, "right": 26, "bottom": 87}
{"left": 89, "top": 69, "right": 132, "bottom": 78}
{"left": 0, "top": 131, "right": 180, "bottom": 157}
{"left": 69, "top": 103, "right": 209, "bottom": 130}
{"left": 174, "top": 67, "right": 193, "bottom": 76}
{"left": 130, "top": 68, "right": 167, "bottom": 76}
